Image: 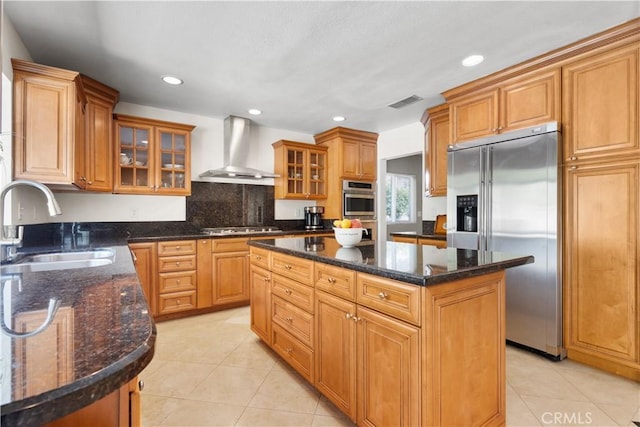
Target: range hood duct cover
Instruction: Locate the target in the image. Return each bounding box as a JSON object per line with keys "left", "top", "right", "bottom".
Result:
{"left": 199, "top": 116, "right": 279, "bottom": 179}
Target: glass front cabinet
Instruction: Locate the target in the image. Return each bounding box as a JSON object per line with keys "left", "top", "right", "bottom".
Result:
{"left": 273, "top": 140, "right": 327, "bottom": 199}
{"left": 114, "top": 114, "right": 195, "bottom": 195}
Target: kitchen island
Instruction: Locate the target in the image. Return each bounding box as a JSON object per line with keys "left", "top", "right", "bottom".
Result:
{"left": 0, "top": 244, "right": 156, "bottom": 426}
{"left": 248, "top": 236, "right": 533, "bottom": 426}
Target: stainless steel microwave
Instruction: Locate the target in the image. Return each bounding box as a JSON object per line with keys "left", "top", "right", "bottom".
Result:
{"left": 343, "top": 180, "right": 375, "bottom": 218}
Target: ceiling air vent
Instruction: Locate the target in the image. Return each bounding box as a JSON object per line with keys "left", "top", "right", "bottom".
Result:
{"left": 388, "top": 95, "right": 423, "bottom": 109}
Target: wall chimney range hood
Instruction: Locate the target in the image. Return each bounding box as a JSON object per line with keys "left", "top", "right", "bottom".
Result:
{"left": 199, "top": 116, "right": 279, "bottom": 179}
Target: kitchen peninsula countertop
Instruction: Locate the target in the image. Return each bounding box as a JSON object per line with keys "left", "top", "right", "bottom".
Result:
{"left": 0, "top": 244, "right": 156, "bottom": 426}
{"left": 248, "top": 236, "right": 533, "bottom": 286}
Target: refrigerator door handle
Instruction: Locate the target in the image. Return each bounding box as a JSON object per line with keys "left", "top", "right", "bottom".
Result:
{"left": 485, "top": 147, "right": 493, "bottom": 251}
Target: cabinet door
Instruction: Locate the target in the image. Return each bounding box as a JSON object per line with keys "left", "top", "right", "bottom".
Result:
{"left": 155, "top": 127, "right": 191, "bottom": 195}
{"left": 450, "top": 89, "right": 499, "bottom": 143}
{"left": 306, "top": 148, "right": 327, "bottom": 199}
{"left": 564, "top": 159, "right": 639, "bottom": 379}
{"left": 212, "top": 250, "right": 250, "bottom": 305}
{"left": 250, "top": 264, "right": 272, "bottom": 344}
{"left": 83, "top": 94, "right": 114, "bottom": 191}
{"left": 315, "top": 290, "right": 357, "bottom": 421}
{"left": 114, "top": 120, "right": 153, "bottom": 193}
{"left": 500, "top": 69, "right": 560, "bottom": 133}
{"left": 563, "top": 45, "right": 639, "bottom": 162}
{"left": 129, "top": 243, "right": 157, "bottom": 316}
{"left": 341, "top": 140, "right": 360, "bottom": 179}
{"left": 359, "top": 142, "right": 377, "bottom": 181}
{"left": 425, "top": 106, "right": 450, "bottom": 197}
{"left": 196, "top": 239, "right": 213, "bottom": 308}
{"left": 12, "top": 69, "right": 81, "bottom": 185}
{"left": 356, "top": 306, "right": 420, "bottom": 427}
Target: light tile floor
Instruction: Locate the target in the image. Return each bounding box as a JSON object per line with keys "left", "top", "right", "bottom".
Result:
{"left": 141, "top": 306, "right": 639, "bottom": 427}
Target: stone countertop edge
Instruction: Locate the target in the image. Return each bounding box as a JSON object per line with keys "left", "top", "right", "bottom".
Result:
{"left": 248, "top": 238, "right": 534, "bottom": 286}
{"left": 1, "top": 244, "right": 157, "bottom": 426}
{"left": 127, "top": 228, "right": 333, "bottom": 243}
{"left": 389, "top": 231, "right": 446, "bottom": 240}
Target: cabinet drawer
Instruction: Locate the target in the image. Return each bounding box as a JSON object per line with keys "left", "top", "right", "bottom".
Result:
{"left": 212, "top": 237, "right": 249, "bottom": 253}
{"left": 249, "top": 246, "right": 271, "bottom": 270}
{"left": 272, "top": 273, "right": 314, "bottom": 313}
{"left": 157, "top": 255, "right": 197, "bottom": 272}
{"left": 157, "top": 240, "right": 196, "bottom": 256}
{"left": 357, "top": 273, "right": 422, "bottom": 326}
{"left": 272, "top": 295, "right": 314, "bottom": 348}
{"left": 159, "top": 271, "right": 197, "bottom": 293}
{"left": 271, "top": 252, "right": 314, "bottom": 285}
{"left": 271, "top": 323, "right": 314, "bottom": 383}
{"left": 417, "top": 238, "right": 447, "bottom": 249}
{"left": 315, "top": 262, "right": 357, "bottom": 302}
{"left": 158, "top": 290, "right": 196, "bottom": 314}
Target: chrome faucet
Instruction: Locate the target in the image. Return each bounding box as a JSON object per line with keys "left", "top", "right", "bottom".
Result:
{"left": 1, "top": 179, "right": 62, "bottom": 261}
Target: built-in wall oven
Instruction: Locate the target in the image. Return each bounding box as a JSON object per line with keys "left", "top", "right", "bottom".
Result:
{"left": 343, "top": 180, "right": 375, "bottom": 218}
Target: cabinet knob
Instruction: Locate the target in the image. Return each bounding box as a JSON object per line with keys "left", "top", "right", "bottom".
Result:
{"left": 284, "top": 264, "right": 292, "bottom": 270}
{"left": 570, "top": 166, "right": 578, "bottom": 170}
{"left": 285, "top": 316, "right": 293, "bottom": 322}
{"left": 570, "top": 156, "right": 578, "bottom": 161}
{"left": 256, "top": 255, "right": 262, "bottom": 260}
{"left": 176, "top": 262, "right": 180, "bottom": 267}
{"left": 284, "top": 288, "right": 292, "bottom": 295}
{"left": 176, "top": 299, "right": 181, "bottom": 305}
{"left": 176, "top": 246, "right": 181, "bottom": 250}
{"left": 176, "top": 279, "right": 181, "bottom": 284}
{"left": 263, "top": 277, "right": 269, "bottom": 283}
{"left": 378, "top": 292, "right": 388, "bottom": 299}
{"left": 345, "top": 313, "right": 353, "bottom": 320}
{"left": 327, "top": 277, "right": 336, "bottom": 284}
{"left": 286, "top": 347, "right": 293, "bottom": 354}
{"left": 138, "top": 380, "right": 145, "bottom": 391}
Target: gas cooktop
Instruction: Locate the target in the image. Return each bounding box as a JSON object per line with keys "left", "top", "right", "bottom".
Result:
{"left": 200, "top": 226, "right": 283, "bottom": 236}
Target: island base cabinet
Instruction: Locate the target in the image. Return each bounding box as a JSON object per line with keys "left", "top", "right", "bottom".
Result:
{"left": 423, "top": 271, "right": 506, "bottom": 427}
{"left": 271, "top": 323, "right": 314, "bottom": 383}
{"left": 356, "top": 306, "right": 420, "bottom": 427}
{"left": 250, "top": 265, "right": 271, "bottom": 344}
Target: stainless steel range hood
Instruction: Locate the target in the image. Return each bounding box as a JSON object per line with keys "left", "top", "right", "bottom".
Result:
{"left": 199, "top": 116, "right": 279, "bottom": 179}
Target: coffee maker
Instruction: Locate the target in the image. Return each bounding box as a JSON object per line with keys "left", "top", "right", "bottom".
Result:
{"left": 304, "top": 206, "right": 324, "bottom": 230}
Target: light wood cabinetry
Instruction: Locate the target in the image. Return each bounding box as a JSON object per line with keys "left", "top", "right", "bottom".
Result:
{"left": 113, "top": 114, "right": 194, "bottom": 195}
{"left": 313, "top": 127, "right": 379, "bottom": 219}
{"left": 211, "top": 238, "right": 250, "bottom": 305}
{"left": 417, "top": 237, "right": 446, "bottom": 249}
{"left": 45, "top": 376, "right": 140, "bottom": 427}
{"left": 424, "top": 103, "right": 450, "bottom": 197}
{"left": 562, "top": 44, "right": 639, "bottom": 163}
{"left": 78, "top": 75, "right": 119, "bottom": 191}
{"left": 250, "top": 263, "right": 272, "bottom": 344}
{"left": 11, "top": 58, "right": 87, "bottom": 188}
{"left": 448, "top": 68, "right": 560, "bottom": 143}
{"left": 250, "top": 246, "right": 510, "bottom": 426}
{"left": 563, "top": 159, "right": 639, "bottom": 380}
{"left": 129, "top": 242, "right": 157, "bottom": 316}
{"left": 273, "top": 140, "right": 327, "bottom": 200}
{"left": 157, "top": 240, "right": 197, "bottom": 315}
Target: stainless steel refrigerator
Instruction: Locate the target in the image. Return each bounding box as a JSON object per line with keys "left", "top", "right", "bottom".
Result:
{"left": 446, "top": 122, "right": 565, "bottom": 359}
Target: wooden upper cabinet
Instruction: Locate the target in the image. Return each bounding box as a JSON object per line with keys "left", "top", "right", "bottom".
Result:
{"left": 448, "top": 68, "right": 560, "bottom": 144}
{"left": 12, "top": 58, "right": 87, "bottom": 188}
{"left": 562, "top": 45, "right": 639, "bottom": 163}
{"left": 113, "top": 114, "right": 194, "bottom": 195}
{"left": 79, "top": 75, "right": 119, "bottom": 192}
{"left": 314, "top": 127, "right": 378, "bottom": 182}
{"left": 424, "top": 103, "right": 450, "bottom": 197}
{"left": 272, "top": 140, "right": 327, "bottom": 200}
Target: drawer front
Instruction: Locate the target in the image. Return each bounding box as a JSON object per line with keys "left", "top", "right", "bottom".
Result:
{"left": 158, "top": 255, "right": 197, "bottom": 272}
{"left": 272, "top": 295, "right": 314, "bottom": 348}
{"left": 158, "top": 290, "right": 197, "bottom": 314}
{"left": 357, "top": 272, "right": 422, "bottom": 326}
{"left": 417, "top": 238, "right": 446, "bottom": 249}
{"left": 315, "top": 262, "right": 357, "bottom": 302}
{"left": 250, "top": 246, "right": 271, "bottom": 270}
{"left": 272, "top": 273, "right": 314, "bottom": 313}
{"left": 271, "top": 323, "right": 314, "bottom": 383}
{"left": 271, "top": 252, "right": 314, "bottom": 285}
{"left": 159, "top": 271, "right": 197, "bottom": 293}
{"left": 158, "top": 240, "right": 197, "bottom": 256}
{"left": 212, "top": 237, "right": 249, "bottom": 253}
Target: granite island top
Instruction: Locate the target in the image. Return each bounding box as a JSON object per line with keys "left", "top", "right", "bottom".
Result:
{"left": 249, "top": 236, "right": 533, "bottom": 286}
{"left": 0, "top": 243, "right": 156, "bottom": 426}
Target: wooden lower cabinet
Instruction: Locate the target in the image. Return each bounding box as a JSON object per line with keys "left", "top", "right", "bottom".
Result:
{"left": 250, "top": 246, "right": 508, "bottom": 426}
{"left": 45, "top": 376, "right": 140, "bottom": 427}
{"left": 129, "top": 243, "right": 157, "bottom": 316}
{"left": 564, "top": 158, "right": 640, "bottom": 380}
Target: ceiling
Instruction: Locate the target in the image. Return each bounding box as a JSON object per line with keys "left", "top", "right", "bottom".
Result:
{"left": 4, "top": 1, "right": 639, "bottom": 135}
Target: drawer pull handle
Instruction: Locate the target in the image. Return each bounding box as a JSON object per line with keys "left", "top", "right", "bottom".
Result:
{"left": 284, "top": 264, "right": 292, "bottom": 270}
{"left": 176, "top": 262, "right": 181, "bottom": 267}
{"left": 263, "top": 277, "right": 269, "bottom": 283}
{"left": 176, "top": 279, "right": 181, "bottom": 284}
{"left": 256, "top": 255, "right": 262, "bottom": 260}
{"left": 378, "top": 292, "right": 388, "bottom": 299}
{"left": 570, "top": 156, "right": 577, "bottom": 161}
{"left": 345, "top": 313, "right": 352, "bottom": 320}
{"left": 284, "top": 288, "right": 292, "bottom": 295}
{"left": 176, "top": 246, "right": 180, "bottom": 250}
{"left": 286, "top": 347, "right": 293, "bottom": 354}
{"left": 285, "top": 316, "right": 293, "bottom": 322}
{"left": 176, "top": 299, "right": 181, "bottom": 305}
{"left": 327, "top": 277, "right": 336, "bottom": 284}
{"left": 138, "top": 380, "right": 145, "bottom": 391}
{"left": 352, "top": 316, "right": 360, "bottom": 323}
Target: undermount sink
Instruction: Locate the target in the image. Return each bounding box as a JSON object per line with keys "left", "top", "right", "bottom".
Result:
{"left": 1, "top": 248, "right": 116, "bottom": 275}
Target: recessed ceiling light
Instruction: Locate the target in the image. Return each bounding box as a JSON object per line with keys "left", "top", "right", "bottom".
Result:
{"left": 161, "top": 75, "right": 183, "bottom": 85}
{"left": 333, "top": 116, "right": 346, "bottom": 122}
{"left": 462, "top": 55, "right": 484, "bottom": 67}
{"left": 248, "top": 109, "right": 262, "bottom": 115}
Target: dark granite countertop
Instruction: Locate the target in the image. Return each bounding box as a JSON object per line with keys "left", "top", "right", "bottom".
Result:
{"left": 127, "top": 228, "right": 333, "bottom": 243}
{"left": 248, "top": 236, "right": 533, "bottom": 286}
{"left": 390, "top": 231, "right": 447, "bottom": 240}
{"left": 0, "top": 244, "right": 156, "bottom": 426}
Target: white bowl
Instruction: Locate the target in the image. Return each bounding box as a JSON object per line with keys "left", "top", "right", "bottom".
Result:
{"left": 333, "top": 227, "right": 363, "bottom": 248}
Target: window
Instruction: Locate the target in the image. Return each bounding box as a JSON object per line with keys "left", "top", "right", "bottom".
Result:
{"left": 386, "top": 173, "right": 416, "bottom": 223}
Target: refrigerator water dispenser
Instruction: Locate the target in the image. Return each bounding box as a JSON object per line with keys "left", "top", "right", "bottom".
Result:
{"left": 457, "top": 195, "right": 478, "bottom": 232}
